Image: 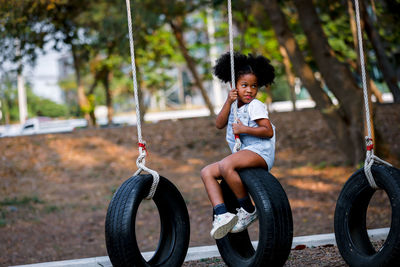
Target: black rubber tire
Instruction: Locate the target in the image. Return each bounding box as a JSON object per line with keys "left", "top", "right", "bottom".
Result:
{"left": 334, "top": 164, "right": 400, "bottom": 267}
{"left": 105, "top": 174, "right": 190, "bottom": 267}
{"left": 216, "top": 168, "right": 293, "bottom": 267}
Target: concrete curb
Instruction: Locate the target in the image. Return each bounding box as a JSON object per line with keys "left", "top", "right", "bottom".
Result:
{"left": 12, "top": 228, "right": 389, "bottom": 267}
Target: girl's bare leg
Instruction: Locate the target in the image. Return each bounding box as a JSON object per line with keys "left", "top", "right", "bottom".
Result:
{"left": 218, "top": 150, "right": 267, "bottom": 199}
{"left": 201, "top": 150, "right": 267, "bottom": 206}
{"left": 201, "top": 162, "right": 224, "bottom": 207}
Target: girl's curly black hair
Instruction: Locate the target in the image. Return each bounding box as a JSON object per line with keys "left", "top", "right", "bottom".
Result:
{"left": 213, "top": 52, "right": 275, "bottom": 87}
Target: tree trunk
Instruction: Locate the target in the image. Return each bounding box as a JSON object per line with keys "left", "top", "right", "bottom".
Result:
{"left": 293, "top": 0, "right": 365, "bottom": 165}
{"left": 71, "top": 44, "right": 92, "bottom": 125}
{"left": 279, "top": 45, "right": 297, "bottom": 111}
{"left": 265, "top": 85, "right": 272, "bottom": 113}
{"left": 347, "top": 58, "right": 383, "bottom": 102}
{"left": 361, "top": 0, "right": 400, "bottom": 102}
{"left": 169, "top": 19, "right": 215, "bottom": 116}
{"left": 2, "top": 99, "right": 10, "bottom": 124}
{"left": 87, "top": 76, "right": 100, "bottom": 127}
{"left": 103, "top": 71, "right": 113, "bottom": 126}
{"left": 263, "top": 0, "right": 360, "bottom": 164}
{"left": 132, "top": 63, "right": 147, "bottom": 124}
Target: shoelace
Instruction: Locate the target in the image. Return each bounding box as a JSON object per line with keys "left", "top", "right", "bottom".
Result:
{"left": 236, "top": 208, "right": 247, "bottom": 221}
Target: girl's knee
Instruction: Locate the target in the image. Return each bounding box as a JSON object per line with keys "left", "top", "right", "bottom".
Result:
{"left": 201, "top": 165, "right": 213, "bottom": 181}
{"left": 218, "top": 159, "right": 234, "bottom": 176}
{"left": 200, "top": 166, "right": 208, "bottom": 179}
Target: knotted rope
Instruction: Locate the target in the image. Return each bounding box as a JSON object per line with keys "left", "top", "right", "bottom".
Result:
{"left": 227, "top": 0, "right": 241, "bottom": 153}
{"left": 354, "top": 0, "right": 392, "bottom": 189}
{"left": 125, "top": 0, "right": 159, "bottom": 199}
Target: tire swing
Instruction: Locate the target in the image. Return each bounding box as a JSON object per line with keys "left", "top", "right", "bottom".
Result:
{"left": 334, "top": 1, "right": 400, "bottom": 266}
{"left": 217, "top": 168, "right": 293, "bottom": 267}
{"left": 105, "top": 1, "right": 190, "bottom": 266}
{"left": 334, "top": 165, "right": 400, "bottom": 266}
{"left": 214, "top": 2, "right": 293, "bottom": 266}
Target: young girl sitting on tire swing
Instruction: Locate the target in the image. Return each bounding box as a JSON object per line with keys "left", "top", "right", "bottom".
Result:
{"left": 201, "top": 51, "right": 276, "bottom": 239}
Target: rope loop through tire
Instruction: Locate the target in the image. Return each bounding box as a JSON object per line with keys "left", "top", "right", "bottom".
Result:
{"left": 216, "top": 168, "right": 293, "bottom": 266}
{"left": 105, "top": 174, "right": 190, "bottom": 267}
{"left": 133, "top": 142, "right": 160, "bottom": 200}
{"left": 364, "top": 137, "right": 393, "bottom": 190}
{"left": 334, "top": 164, "right": 400, "bottom": 267}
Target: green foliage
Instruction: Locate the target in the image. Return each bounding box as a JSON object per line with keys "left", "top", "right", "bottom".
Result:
{"left": 0, "top": 73, "right": 19, "bottom": 123}
{"left": 2, "top": 0, "right": 399, "bottom": 116}
{"left": 0, "top": 72, "right": 69, "bottom": 123}
{"left": 30, "top": 98, "right": 68, "bottom": 118}
{"left": 281, "top": 2, "right": 311, "bottom": 61}
{"left": 58, "top": 76, "right": 81, "bottom": 116}
{"left": 256, "top": 91, "right": 268, "bottom": 103}
{"left": 372, "top": 1, "right": 400, "bottom": 65}
{"left": 0, "top": 0, "right": 53, "bottom": 68}
{"left": 271, "top": 75, "right": 291, "bottom": 102}
{"left": 136, "top": 25, "right": 181, "bottom": 93}
{"left": 317, "top": 3, "right": 357, "bottom": 63}
{"left": 25, "top": 87, "right": 68, "bottom": 118}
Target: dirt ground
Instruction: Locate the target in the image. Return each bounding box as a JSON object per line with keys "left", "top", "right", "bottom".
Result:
{"left": 0, "top": 104, "right": 399, "bottom": 266}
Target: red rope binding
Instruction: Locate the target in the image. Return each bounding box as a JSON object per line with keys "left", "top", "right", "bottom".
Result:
{"left": 138, "top": 142, "right": 147, "bottom": 154}
{"left": 366, "top": 138, "right": 374, "bottom": 151}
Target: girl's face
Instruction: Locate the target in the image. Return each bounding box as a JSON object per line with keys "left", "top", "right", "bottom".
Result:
{"left": 236, "top": 73, "right": 258, "bottom": 106}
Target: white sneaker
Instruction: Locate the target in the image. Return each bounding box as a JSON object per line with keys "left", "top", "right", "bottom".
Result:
{"left": 210, "top": 212, "right": 238, "bottom": 239}
{"left": 230, "top": 207, "right": 258, "bottom": 233}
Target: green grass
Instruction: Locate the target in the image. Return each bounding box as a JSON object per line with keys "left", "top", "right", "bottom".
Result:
{"left": 307, "top": 161, "right": 328, "bottom": 170}
{"left": 44, "top": 205, "right": 61, "bottom": 213}
{"left": 0, "top": 195, "right": 44, "bottom": 206}
{"left": 0, "top": 210, "right": 6, "bottom": 227}
{"left": 0, "top": 195, "right": 66, "bottom": 226}
{"left": 199, "top": 257, "right": 225, "bottom": 266}
{"left": 106, "top": 185, "right": 119, "bottom": 200}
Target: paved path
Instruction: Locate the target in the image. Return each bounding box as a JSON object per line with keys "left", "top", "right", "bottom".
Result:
{"left": 12, "top": 228, "right": 389, "bottom": 267}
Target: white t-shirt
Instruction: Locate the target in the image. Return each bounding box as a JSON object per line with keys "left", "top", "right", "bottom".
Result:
{"left": 226, "top": 99, "right": 276, "bottom": 170}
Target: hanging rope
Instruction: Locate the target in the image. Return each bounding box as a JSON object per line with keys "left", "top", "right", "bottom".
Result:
{"left": 354, "top": 0, "right": 392, "bottom": 189}
{"left": 125, "top": 0, "right": 159, "bottom": 199}
{"left": 227, "top": 0, "right": 241, "bottom": 153}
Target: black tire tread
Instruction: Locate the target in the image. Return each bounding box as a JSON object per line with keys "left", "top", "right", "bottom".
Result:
{"left": 105, "top": 175, "right": 190, "bottom": 267}
{"left": 216, "top": 168, "right": 293, "bottom": 267}
{"left": 334, "top": 164, "right": 400, "bottom": 267}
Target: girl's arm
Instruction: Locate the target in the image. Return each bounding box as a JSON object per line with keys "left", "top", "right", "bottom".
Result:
{"left": 232, "top": 118, "right": 274, "bottom": 138}
{"left": 216, "top": 88, "right": 237, "bottom": 129}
